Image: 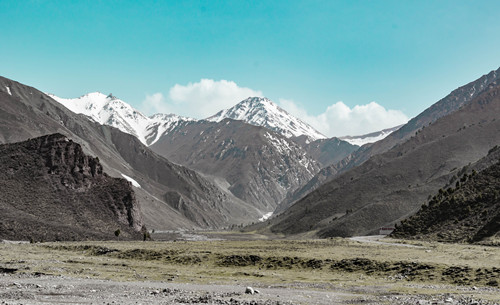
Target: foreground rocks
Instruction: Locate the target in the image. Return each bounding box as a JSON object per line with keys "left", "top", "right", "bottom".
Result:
{"left": 0, "top": 273, "right": 498, "bottom": 305}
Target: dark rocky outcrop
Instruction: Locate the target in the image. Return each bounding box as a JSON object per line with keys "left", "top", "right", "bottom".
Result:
{"left": 0, "top": 134, "right": 144, "bottom": 241}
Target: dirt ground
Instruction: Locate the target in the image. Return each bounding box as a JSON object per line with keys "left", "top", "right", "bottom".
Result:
{"left": 2, "top": 272, "right": 500, "bottom": 305}
{"left": 2, "top": 272, "right": 499, "bottom": 305}
{"left": 1, "top": 235, "right": 499, "bottom": 305}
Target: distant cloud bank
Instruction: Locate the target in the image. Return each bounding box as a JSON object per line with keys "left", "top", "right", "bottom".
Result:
{"left": 279, "top": 99, "right": 408, "bottom": 137}
{"left": 140, "top": 79, "right": 408, "bottom": 137}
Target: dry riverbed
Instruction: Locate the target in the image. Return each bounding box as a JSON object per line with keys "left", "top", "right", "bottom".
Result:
{"left": 0, "top": 235, "right": 499, "bottom": 304}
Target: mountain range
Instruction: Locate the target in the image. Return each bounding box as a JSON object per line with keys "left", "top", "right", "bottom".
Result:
{"left": 47, "top": 93, "right": 358, "bottom": 214}
{"left": 2, "top": 66, "right": 500, "bottom": 242}
{"left": 0, "top": 76, "right": 269, "bottom": 234}
{"left": 150, "top": 119, "right": 321, "bottom": 212}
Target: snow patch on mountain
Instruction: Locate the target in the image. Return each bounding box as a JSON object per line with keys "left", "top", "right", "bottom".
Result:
{"left": 263, "top": 132, "right": 292, "bottom": 155}
{"left": 48, "top": 92, "right": 193, "bottom": 146}
{"left": 207, "top": 97, "right": 326, "bottom": 141}
{"left": 259, "top": 212, "right": 273, "bottom": 222}
{"left": 340, "top": 125, "right": 403, "bottom": 146}
{"left": 121, "top": 173, "right": 141, "bottom": 188}
{"left": 145, "top": 113, "right": 194, "bottom": 145}
{"left": 5, "top": 86, "right": 12, "bottom": 96}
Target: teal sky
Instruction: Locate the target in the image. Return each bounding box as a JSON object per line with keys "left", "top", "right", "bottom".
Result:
{"left": 1, "top": 0, "right": 499, "bottom": 136}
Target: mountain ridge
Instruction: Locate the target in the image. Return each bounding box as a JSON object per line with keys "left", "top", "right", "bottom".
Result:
{"left": 47, "top": 92, "right": 194, "bottom": 146}
{"left": 282, "top": 67, "right": 500, "bottom": 210}
{"left": 50, "top": 93, "right": 332, "bottom": 145}
{"left": 268, "top": 80, "right": 500, "bottom": 237}
{"left": 340, "top": 125, "right": 403, "bottom": 146}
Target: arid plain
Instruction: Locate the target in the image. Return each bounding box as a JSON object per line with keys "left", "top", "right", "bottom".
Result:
{"left": 1, "top": 233, "right": 499, "bottom": 304}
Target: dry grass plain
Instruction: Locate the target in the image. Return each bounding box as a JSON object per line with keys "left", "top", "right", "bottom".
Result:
{"left": 1, "top": 234, "right": 499, "bottom": 304}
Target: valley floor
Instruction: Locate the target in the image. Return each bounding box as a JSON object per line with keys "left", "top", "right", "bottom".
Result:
{"left": 0, "top": 235, "right": 499, "bottom": 304}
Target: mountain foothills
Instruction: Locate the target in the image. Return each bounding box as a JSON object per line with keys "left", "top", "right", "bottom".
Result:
{"left": 269, "top": 79, "right": 500, "bottom": 237}
{"left": 392, "top": 145, "right": 500, "bottom": 244}
{"left": 0, "top": 133, "right": 144, "bottom": 241}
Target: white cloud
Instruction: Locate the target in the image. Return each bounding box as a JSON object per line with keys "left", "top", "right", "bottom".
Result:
{"left": 139, "top": 78, "right": 408, "bottom": 137}
{"left": 140, "top": 93, "right": 171, "bottom": 115}
{"left": 140, "top": 79, "right": 262, "bottom": 118}
{"left": 278, "top": 99, "right": 408, "bottom": 137}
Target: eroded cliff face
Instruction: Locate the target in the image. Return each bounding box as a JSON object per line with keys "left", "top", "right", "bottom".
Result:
{"left": 0, "top": 133, "right": 144, "bottom": 241}
{"left": 37, "top": 133, "right": 103, "bottom": 188}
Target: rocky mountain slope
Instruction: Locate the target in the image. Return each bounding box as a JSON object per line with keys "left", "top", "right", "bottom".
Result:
{"left": 0, "top": 76, "right": 263, "bottom": 231}
{"left": 150, "top": 119, "right": 321, "bottom": 213}
{"left": 207, "top": 97, "right": 326, "bottom": 141}
{"left": 392, "top": 146, "right": 500, "bottom": 244}
{"left": 48, "top": 92, "right": 194, "bottom": 146}
{"left": 284, "top": 67, "right": 500, "bottom": 210}
{"left": 340, "top": 67, "right": 500, "bottom": 171}
{"left": 293, "top": 136, "right": 359, "bottom": 168}
{"left": 268, "top": 81, "right": 500, "bottom": 237}
{"left": 0, "top": 134, "right": 144, "bottom": 241}
{"left": 50, "top": 92, "right": 355, "bottom": 182}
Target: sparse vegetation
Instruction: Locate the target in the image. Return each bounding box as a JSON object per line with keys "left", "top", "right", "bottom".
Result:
{"left": 1, "top": 236, "right": 500, "bottom": 304}
{"left": 393, "top": 159, "right": 500, "bottom": 244}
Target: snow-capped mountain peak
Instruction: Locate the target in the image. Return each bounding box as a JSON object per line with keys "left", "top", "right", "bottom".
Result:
{"left": 47, "top": 92, "right": 193, "bottom": 146}
{"left": 49, "top": 93, "right": 325, "bottom": 146}
{"left": 206, "top": 97, "right": 326, "bottom": 141}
